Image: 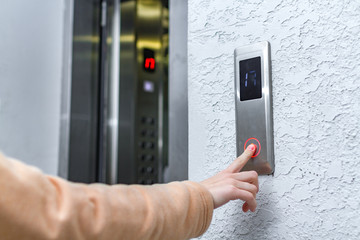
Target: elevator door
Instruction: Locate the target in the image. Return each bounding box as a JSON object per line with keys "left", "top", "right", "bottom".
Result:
{"left": 63, "top": 0, "right": 168, "bottom": 184}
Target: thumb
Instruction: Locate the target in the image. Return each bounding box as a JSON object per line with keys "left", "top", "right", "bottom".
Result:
{"left": 226, "top": 144, "right": 256, "bottom": 173}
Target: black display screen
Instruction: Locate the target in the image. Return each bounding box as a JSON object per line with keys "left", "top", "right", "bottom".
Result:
{"left": 239, "top": 57, "right": 262, "bottom": 101}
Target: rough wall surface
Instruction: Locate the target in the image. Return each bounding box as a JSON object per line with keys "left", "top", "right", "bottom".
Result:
{"left": 188, "top": 0, "right": 360, "bottom": 239}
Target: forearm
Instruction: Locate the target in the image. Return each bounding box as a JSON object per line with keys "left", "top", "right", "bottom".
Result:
{"left": 99, "top": 181, "right": 214, "bottom": 239}
{"left": 0, "top": 153, "right": 213, "bottom": 240}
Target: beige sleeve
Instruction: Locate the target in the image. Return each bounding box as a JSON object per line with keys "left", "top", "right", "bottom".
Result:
{"left": 0, "top": 153, "right": 213, "bottom": 240}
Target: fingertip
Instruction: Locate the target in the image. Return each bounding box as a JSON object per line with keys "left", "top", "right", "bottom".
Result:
{"left": 251, "top": 203, "right": 257, "bottom": 212}
{"left": 246, "top": 143, "right": 256, "bottom": 152}
{"left": 245, "top": 144, "right": 257, "bottom": 158}
{"left": 250, "top": 206, "right": 256, "bottom": 212}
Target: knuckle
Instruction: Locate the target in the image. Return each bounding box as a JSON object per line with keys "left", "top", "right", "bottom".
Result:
{"left": 230, "top": 185, "right": 238, "bottom": 192}
{"left": 227, "top": 186, "right": 238, "bottom": 196}
{"left": 245, "top": 151, "right": 253, "bottom": 157}
{"left": 245, "top": 191, "right": 255, "bottom": 201}
{"left": 228, "top": 179, "right": 237, "bottom": 186}
{"left": 250, "top": 170, "right": 258, "bottom": 179}
{"left": 250, "top": 184, "right": 258, "bottom": 193}
{"left": 230, "top": 173, "right": 238, "bottom": 179}
{"left": 226, "top": 172, "right": 233, "bottom": 178}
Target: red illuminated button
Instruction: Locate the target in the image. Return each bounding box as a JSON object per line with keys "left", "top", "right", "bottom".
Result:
{"left": 244, "top": 137, "right": 261, "bottom": 158}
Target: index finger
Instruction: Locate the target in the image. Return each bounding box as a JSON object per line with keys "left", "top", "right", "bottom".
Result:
{"left": 226, "top": 144, "right": 256, "bottom": 173}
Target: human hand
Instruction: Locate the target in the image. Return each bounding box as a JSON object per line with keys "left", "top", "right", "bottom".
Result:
{"left": 200, "top": 144, "right": 259, "bottom": 212}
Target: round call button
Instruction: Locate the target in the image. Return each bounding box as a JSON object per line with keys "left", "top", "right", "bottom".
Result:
{"left": 244, "top": 137, "right": 261, "bottom": 158}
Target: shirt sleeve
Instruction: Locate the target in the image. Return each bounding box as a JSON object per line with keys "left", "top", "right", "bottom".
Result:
{"left": 0, "top": 153, "right": 214, "bottom": 240}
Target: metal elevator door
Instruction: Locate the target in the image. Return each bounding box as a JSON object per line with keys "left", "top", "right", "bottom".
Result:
{"left": 62, "top": 0, "right": 169, "bottom": 185}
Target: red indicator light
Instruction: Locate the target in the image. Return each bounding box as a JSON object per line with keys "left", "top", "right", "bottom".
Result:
{"left": 244, "top": 137, "right": 261, "bottom": 158}
{"left": 145, "top": 58, "right": 155, "bottom": 70}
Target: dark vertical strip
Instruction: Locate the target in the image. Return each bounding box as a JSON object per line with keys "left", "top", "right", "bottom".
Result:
{"left": 68, "top": 0, "right": 100, "bottom": 184}
{"left": 97, "top": 0, "right": 108, "bottom": 183}
{"left": 117, "top": 0, "right": 137, "bottom": 184}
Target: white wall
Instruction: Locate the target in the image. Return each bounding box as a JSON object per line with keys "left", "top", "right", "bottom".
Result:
{"left": 188, "top": 0, "right": 360, "bottom": 239}
{"left": 0, "top": 0, "right": 67, "bottom": 175}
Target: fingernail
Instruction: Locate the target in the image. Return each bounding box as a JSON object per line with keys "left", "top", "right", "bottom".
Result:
{"left": 247, "top": 144, "right": 256, "bottom": 151}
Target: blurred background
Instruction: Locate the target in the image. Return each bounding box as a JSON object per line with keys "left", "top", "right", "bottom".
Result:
{"left": 0, "top": 0, "right": 188, "bottom": 184}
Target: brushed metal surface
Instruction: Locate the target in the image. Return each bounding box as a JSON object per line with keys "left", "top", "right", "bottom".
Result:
{"left": 107, "top": 0, "right": 120, "bottom": 184}
{"left": 234, "top": 41, "right": 274, "bottom": 175}
{"left": 118, "top": 0, "right": 137, "bottom": 184}
{"left": 118, "top": 0, "right": 168, "bottom": 184}
{"left": 58, "top": 0, "right": 74, "bottom": 180}
{"left": 67, "top": 0, "right": 102, "bottom": 183}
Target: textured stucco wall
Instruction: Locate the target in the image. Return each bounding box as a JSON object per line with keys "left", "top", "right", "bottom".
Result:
{"left": 188, "top": 0, "right": 360, "bottom": 239}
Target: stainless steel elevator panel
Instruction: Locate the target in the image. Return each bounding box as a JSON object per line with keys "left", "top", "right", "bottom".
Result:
{"left": 234, "top": 41, "right": 274, "bottom": 175}
{"left": 118, "top": 0, "right": 168, "bottom": 184}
